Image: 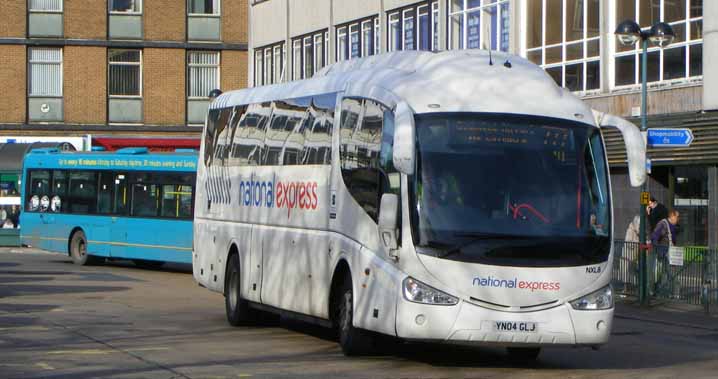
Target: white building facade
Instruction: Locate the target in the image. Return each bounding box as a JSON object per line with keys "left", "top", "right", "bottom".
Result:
{"left": 248, "top": 0, "right": 718, "bottom": 248}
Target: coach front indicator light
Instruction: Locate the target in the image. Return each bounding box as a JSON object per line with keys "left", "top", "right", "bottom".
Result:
{"left": 403, "top": 277, "right": 458, "bottom": 305}
{"left": 570, "top": 285, "right": 613, "bottom": 311}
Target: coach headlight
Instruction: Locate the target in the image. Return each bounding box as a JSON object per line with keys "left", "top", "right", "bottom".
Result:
{"left": 403, "top": 277, "right": 458, "bottom": 306}
{"left": 570, "top": 285, "right": 613, "bottom": 311}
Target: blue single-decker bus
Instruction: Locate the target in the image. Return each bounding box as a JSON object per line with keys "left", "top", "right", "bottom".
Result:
{"left": 21, "top": 147, "right": 197, "bottom": 266}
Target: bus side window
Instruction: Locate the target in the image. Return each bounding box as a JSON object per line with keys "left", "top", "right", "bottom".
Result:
{"left": 131, "top": 183, "right": 160, "bottom": 218}
{"left": 161, "top": 184, "right": 193, "bottom": 219}
{"left": 98, "top": 172, "right": 115, "bottom": 214}
{"left": 204, "top": 109, "right": 221, "bottom": 167}
{"left": 114, "top": 173, "right": 129, "bottom": 215}
{"left": 302, "top": 93, "right": 336, "bottom": 165}
{"left": 227, "top": 105, "right": 248, "bottom": 166}
{"left": 213, "top": 108, "right": 232, "bottom": 166}
{"left": 264, "top": 101, "right": 289, "bottom": 165}
{"left": 339, "top": 98, "right": 392, "bottom": 222}
{"left": 51, "top": 170, "right": 68, "bottom": 213}
{"left": 69, "top": 171, "right": 98, "bottom": 214}
{"left": 27, "top": 170, "right": 50, "bottom": 211}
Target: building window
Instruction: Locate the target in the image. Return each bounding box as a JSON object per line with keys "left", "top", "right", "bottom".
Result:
{"left": 291, "top": 30, "right": 328, "bottom": 81}
{"left": 188, "top": 0, "right": 220, "bottom": 15}
{"left": 254, "top": 42, "right": 284, "bottom": 87}
{"left": 274, "top": 45, "right": 284, "bottom": 83}
{"left": 28, "top": 48, "right": 62, "bottom": 97}
{"left": 524, "top": 0, "right": 600, "bottom": 92}
{"left": 292, "top": 39, "right": 301, "bottom": 80}
{"left": 109, "top": 0, "right": 142, "bottom": 13}
{"left": 109, "top": 50, "right": 142, "bottom": 97}
{"left": 450, "top": 0, "right": 509, "bottom": 51}
{"left": 337, "top": 16, "right": 379, "bottom": 61}
{"left": 337, "top": 27, "right": 347, "bottom": 61}
{"left": 29, "top": 0, "right": 63, "bottom": 11}
{"left": 614, "top": 0, "right": 703, "bottom": 87}
{"left": 388, "top": 2, "right": 439, "bottom": 52}
{"left": 188, "top": 52, "right": 219, "bottom": 98}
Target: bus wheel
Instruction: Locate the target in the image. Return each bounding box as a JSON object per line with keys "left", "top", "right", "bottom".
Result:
{"left": 506, "top": 347, "right": 541, "bottom": 362}
{"left": 225, "top": 254, "right": 253, "bottom": 326}
{"left": 337, "top": 279, "right": 375, "bottom": 356}
{"left": 132, "top": 260, "right": 165, "bottom": 270}
{"left": 69, "top": 231, "right": 98, "bottom": 266}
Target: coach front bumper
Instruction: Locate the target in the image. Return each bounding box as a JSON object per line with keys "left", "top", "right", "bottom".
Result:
{"left": 395, "top": 296, "right": 613, "bottom": 347}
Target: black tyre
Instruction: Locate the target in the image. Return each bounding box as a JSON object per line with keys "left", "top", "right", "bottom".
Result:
{"left": 132, "top": 259, "right": 165, "bottom": 269}
{"left": 337, "top": 279, "right": 375, "bottom": 356}
{"left": 506, "top": 347, "right": 541, "bottom": 362}
{"left": 69, "top": 231, "right": 99, "bottom": 266}
{"left": 225, "top": 254, "right": 253, "bottom": 326}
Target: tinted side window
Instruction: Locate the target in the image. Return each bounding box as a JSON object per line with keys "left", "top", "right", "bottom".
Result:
{"left": 204, "top": 109, "right": 221, "bottom": 166}
{"left": 339, "top": 98, "right": 396, "bottom": 222}
{"left": 98, "top": 172, "right": 115, "bottom": 214}
{"left": 281, "top": 98, "right": 310, "bottom": 165}
{"left": 161, "top": 184, "right": 194, "bottom": 219}
{"left": 302, "top": 93, "right": 335, "bottom": 165}
{"left": 50, "top": 170, "right": 68, "bottom": 213}
{"left": 69, "top": 171, "right": 98, "bottom": 214}
{"left": 227, "top": 105, "right": 248, "bottom": 166}
{"left": 132, "top": 183, "right": 160, "bottom": 217}
{"left": 27, "top": 170, "right": 50, "bottom": 211}
{"left": 264, "top": 101, "right": 290, "bottom": 165}
{"left": 213, "top": 108, "right": 233, "bottom": 166}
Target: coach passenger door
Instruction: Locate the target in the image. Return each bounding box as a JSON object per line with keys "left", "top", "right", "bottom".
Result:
{"left": 333, "top": 97, "right": 400, "bottom": 334}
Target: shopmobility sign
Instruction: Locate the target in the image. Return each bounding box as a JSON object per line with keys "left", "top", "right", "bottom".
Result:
{"left": 647, "top": 128, "right": 694, "bottom": 147}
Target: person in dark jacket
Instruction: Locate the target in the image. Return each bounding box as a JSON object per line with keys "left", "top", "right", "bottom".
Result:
{"left": 649, "top": 210, "right": 680, "bottom": 296}
{"left": 646, "top": 197, "right": 668, "bottom": 233}
{"left": 651, "top": 210, "right": 679, "bottom": 247}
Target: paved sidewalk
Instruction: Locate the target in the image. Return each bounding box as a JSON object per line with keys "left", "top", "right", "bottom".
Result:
{"left": 616, "top": 300, "right": 718, "bottom": 331}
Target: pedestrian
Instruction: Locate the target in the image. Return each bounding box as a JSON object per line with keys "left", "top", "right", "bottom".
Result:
{"left": 624, "top": 215, "right": 640, "bottom": 243}
{"left": 621, "top": 215, "right": 641, "bottom": 293}
{"left": 649, "top": 209, "right": 680, "bottom": 297}
{"left": 646, "top": 197, "right": 668, "bottom": 233}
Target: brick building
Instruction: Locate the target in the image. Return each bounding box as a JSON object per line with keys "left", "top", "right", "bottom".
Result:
{"left": 0, "top": 0, "right": 249, "bottom": 149}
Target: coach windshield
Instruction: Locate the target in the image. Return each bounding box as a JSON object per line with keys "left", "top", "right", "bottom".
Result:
{"left": 410, "top": 113, "right": 611, "bottom": 267}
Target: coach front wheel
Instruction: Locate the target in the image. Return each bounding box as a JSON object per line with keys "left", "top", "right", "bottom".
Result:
{"left": 337, "top": 279, "right": 375, "bottom": 356}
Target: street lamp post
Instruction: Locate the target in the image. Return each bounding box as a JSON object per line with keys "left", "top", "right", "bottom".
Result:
{"left": 615, "top": 20, "right": 675, "bottom": 306}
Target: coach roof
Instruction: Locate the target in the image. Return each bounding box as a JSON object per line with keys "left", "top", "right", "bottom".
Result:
{"left": 212, "top": 50, "right": 595, "bottom": 126}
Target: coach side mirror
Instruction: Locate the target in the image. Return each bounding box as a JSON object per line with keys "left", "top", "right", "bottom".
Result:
{"left": 378, "top": 193, "right": 400, "bottom": 256}
{"left": 593, "top": 110, "right": 646, "bottom": 187}
{"left": 393, "top": 101, "right": 416, "bottom": 175}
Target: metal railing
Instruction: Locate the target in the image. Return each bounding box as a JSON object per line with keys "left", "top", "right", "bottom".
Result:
{"left": 612, "top": 240, "right": 718, "bottom": 314}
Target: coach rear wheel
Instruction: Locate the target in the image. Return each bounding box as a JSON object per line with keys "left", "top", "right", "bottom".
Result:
{"left": 506, "top": 347, "right": 541, "bottom": 362}
{"left": 70, "top": 231, "right": 99, "bottom": 266}
{"left": 225, "top": 254, "right": 254, "bottom": 326}
{"left": 337, "top": 278, "right": 375, "bottom": 356}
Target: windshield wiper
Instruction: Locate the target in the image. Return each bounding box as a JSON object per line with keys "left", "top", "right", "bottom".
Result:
{"left": 422, "top": 233, "right": 535, "bottom": 259}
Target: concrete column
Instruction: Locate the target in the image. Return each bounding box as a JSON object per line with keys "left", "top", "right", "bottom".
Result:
{"left": 709, "top": 166, "right": 718, "bottom": 249}
{"left": 599, "top": 0, "right": 611, "bottom": 93}
{"left": 510, "top": 0, "right": 521, "bottom": 55}
{"left": 285, "top": 0, "right": 292, "bottom": 82}
{"left": 380, "top": 0, "right": 388, "bottom": 53}
{"left": 329, "top": 0, "right": 336, "bottom": 64}
{"left": 703, "top": 0, "right": 718, "bottom": 110}
{"left": 438, "top": 0, "right": 447, "bottom": 51}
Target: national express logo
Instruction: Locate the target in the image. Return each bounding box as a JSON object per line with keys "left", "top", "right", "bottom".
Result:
{"left": 472, "top": 275, "right": 561, "bottom": 292}
{"left": 238, "top": 174, "right": 319, "bottom": 219}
